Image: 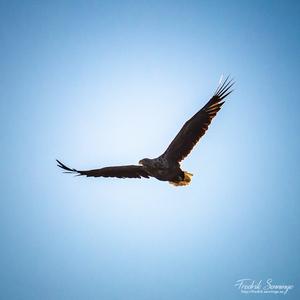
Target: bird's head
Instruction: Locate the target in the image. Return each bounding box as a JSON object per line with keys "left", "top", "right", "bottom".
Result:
{"left": 139, "top": 158, "right": 151, "bottom": 166}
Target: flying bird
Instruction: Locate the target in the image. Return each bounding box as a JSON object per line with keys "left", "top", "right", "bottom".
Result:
{"left": 57, "top": 76, "right": 234, "bottom": 186}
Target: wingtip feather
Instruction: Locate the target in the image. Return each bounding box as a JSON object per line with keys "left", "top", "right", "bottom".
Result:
{"left": 214, "top": 76, "right": 235, "bottom": 100}
{"left": 56, "top": 159, "right": 78, "bottom": 174}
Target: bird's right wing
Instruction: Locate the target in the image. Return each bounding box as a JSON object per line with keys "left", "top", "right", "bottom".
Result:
{"left": 161, "top": 77, "right": 234, "bottom": 163}
{"left": 56, "top": 160, "right": 150, "bottom": 179}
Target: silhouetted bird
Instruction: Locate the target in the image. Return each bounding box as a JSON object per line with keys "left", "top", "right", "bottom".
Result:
{"left": 57, "top": 76, "right": 234, "bottom": 186}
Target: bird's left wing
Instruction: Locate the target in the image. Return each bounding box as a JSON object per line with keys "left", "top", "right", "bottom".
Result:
{"left": 56, "top": 160, "right": 150, "bottom": 179}
{"left": 161, "top": 77, "right": 234, "bottom": 163}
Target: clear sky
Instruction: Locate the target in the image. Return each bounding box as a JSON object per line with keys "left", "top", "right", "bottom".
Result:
{"left": 1, "top": 1, "right": 299, "bottom": 299}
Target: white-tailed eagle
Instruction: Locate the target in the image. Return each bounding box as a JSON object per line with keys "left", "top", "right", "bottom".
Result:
{"left": 57, "top": 76, "right": 234, "bottom": 186}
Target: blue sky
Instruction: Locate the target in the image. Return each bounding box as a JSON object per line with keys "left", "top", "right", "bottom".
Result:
{"left": 0, "top": 1, "right": 299, "bottom": 299}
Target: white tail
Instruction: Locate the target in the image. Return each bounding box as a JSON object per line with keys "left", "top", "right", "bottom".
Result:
{"left": 169, "top": 171, "right": 193, "bottom": 187}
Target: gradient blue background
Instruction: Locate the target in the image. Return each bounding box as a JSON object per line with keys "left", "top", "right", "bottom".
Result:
{"left": 1, "top": 1, "right": 299, "bottom": 299}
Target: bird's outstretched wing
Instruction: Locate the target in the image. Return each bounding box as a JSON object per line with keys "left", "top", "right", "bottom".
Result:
{"left": 161, "top": 76, "right": 234, "bottom": 163}
{"left": 56, "top": 160, "right": 150, "bottom": 179}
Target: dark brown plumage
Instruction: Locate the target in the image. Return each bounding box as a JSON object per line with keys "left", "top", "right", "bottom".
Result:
{"left": 56, "top": 161, "right": 150, "bottom": 179}
{"left": 57, "top": 76, "right": 234, "bottom": 186}
{"left": 162, "top": 76, "right": 233, "bottom": 162}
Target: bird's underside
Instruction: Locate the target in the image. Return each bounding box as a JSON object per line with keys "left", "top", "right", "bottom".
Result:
{"left": 57, "top": 76, "right": 234, "bottom": 186}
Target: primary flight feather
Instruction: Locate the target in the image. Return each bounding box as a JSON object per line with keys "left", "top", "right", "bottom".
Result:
{"left": 57, "top": 76, "right": 234, "bottom": 186}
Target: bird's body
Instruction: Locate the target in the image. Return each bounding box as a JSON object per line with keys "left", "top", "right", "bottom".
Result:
{"left": 57, "top": 76, "right": 234, "bottom": 186}
{"left": 138, "top": 157, "right": 192, "bottom": 186}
